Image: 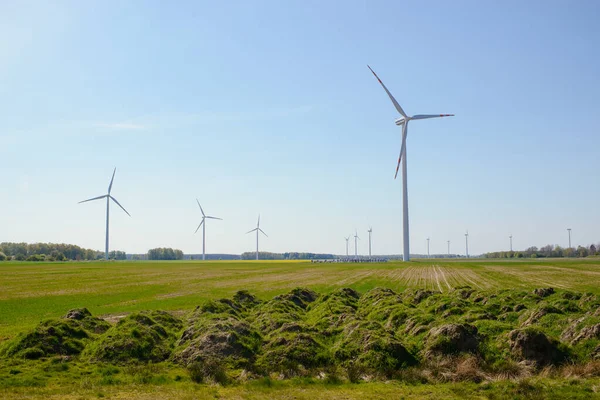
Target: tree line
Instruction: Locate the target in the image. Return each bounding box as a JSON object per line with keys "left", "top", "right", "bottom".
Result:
{"left": 0, "top": 242, "right": 126, "bottom": 261}
{"left": 147, "top": 247, "right": 184, "bottom": 260}
{"left": 485, "top": 243, "right": 599, "bottom": 259}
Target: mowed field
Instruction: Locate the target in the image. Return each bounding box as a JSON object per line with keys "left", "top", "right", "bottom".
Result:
{"left": 1, "top": 258, "right": 600, "bottom": 341}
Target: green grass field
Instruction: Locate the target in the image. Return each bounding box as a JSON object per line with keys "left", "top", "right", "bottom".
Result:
{"left": 1, "top": 258, "right": 600, "bottom": 399}
{"left": 2, "top": 258, "right": 600, "bottom": 341}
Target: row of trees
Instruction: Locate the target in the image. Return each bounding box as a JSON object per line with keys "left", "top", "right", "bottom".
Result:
{"left": 240, "top": 251, "right": 336, "bottom": 260}
{"left": 147, "top": 248, "right": 184, "bottom": 260}
{"left": 485, "top": 244, "right": 599, "bottom": 259}
{"left": 0, "top": 243, "right": 128, "bottom": 261}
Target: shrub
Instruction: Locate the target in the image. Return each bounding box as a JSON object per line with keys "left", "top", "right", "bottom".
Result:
{"left": 188, "top": 358, "right": 229, "bottom": 384}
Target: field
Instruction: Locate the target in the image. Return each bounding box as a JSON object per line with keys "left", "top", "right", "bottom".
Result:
{"left": 1, "top": 258, "right": 600, "bottom": 399}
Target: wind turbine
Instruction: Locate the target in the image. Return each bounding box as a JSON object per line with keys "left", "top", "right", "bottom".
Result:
{"left": 427, "top": 237, "right": 430, "bottom": 258}
{"left": 246, "top": 215, "right": 267, "bottom": 260}
{"left": 465, "top": 231, "right": 469, "bottom": 258}
{"left": 368, "top": 227, "right": 373, "bottom": 257}
{"left": 447, "top": 240, "right": 450, "bottom": 257}
{"left": 509, "top": 235, "right": 513, "bottom": 252}
{"left": 354, "top": 230, "right": 360, "bottom": 259}
{"left": 368, "top": 66, "right": 454, "bottom": 261}
{"left": 194, "top": 200, "right": 222, "bottom": 261}
{"left": 344, "top": 236, "right": 350, "bottom": 257}
{"left": 79, "top": 168, "right": 130, "bottom": 260}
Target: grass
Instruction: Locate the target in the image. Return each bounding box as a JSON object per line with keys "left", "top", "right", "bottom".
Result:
{"left": 1, "top": 258, "right": 600, "bottom": 398}
{"left": 1, "top": 258, "right": 600, "bottom": 340}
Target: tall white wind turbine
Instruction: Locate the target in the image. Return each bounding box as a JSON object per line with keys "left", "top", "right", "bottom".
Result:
{"left": 368, "top": 66, "right": 454, "bottom": 261}
{"left": 246, "top": 215, "right": 267, "bottom": 260}
{"left": 354, "top": 230, "right": 360, "bottom": 259}
{"left": 368, "top": 227, "right": 373, "bottom": 257}
{"left": 79, "top": 168, "right": 131, "bottom": 260}
{"left": 194, "top": 200, "right": 222, "bottom": 261}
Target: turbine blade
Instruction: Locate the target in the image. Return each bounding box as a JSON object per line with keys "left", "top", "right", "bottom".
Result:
{"left": 367, "top": 65, "right": 407, "bottom": 118}
{"left": 107, "top": 168, "right": 116, "bottom": 194}
{"left": 196, "top": 199, "right": 205, "bottom": 217}
{"left": 206, "top": 216, "right": 222, "bottom": 220}
{"left": 394, "top": 122, "right": 408, "bottom": 179}
{"left": 259, "top": 228, "right": 268, "bottom": 237}
{"left": 78, "top": 194, "right": 107, "bottom": 204}
{"left": 411, "top": 114, "right": 454, "bottom": 120}
{"left": 109, "top": 196, "right": 131, "bottom": 217}
{"left": 246, "top": 228, "right": 259, "bottom": 234}
{"left": 257, "top": 214, "right": 260, "bottom": 228}
{"left": 194, "top": 219, "right": 204, "bottom": 233}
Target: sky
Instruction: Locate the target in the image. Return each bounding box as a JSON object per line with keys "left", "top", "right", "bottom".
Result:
{"left": 2, "top": 0, "right": 599, "bottom": 256}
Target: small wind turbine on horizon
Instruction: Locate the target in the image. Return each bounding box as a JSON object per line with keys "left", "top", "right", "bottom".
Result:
{"left": 368, "top": 227, "right": 373, "bottom": 257}
{"left": 368, "top": 65, "right": 454, "bottom": 261}
{"left": 194, "top": 200, "right": 222, "bottom": 261}
{"left": 354, "top": 230, "right": 360, "bottom": 259}
{"left": 345, "top": 236, "right": 350, "bottom": 257}
{"left": 79, "top": 168, "right": 130, "bottom": 260}
{"left": 246, "top": 215, "right": 267, "bottom": 260}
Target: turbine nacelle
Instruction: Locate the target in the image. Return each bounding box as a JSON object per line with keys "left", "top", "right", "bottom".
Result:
{"left": 394, "top": 118, "right": 406, "bottom": 126}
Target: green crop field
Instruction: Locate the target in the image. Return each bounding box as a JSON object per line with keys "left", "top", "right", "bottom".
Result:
{"left": 1, "top": 258, "right": 600, "bottom": 399}
{"left": 2, "top": 258, "right": 600, "bottom": 339}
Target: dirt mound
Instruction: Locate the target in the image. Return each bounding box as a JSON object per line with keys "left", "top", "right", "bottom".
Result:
{"left": 533, "top": 288, "right": 555, "bottom": 298}
{"left": 257, "top": 332, "right": 328, "bottom": 373}
{"left": 520, "top": 305, "right": 562, "bottom": 327}
{"left": 274, "top": 287, "right": 319, "bottom": 310}
{"left": 333, "top": 320, "right": 416, "bottom": 373}
{"left": 88, "top": 311, "right": 182, "bottom": 363}
{"left": 426, "top": 324, "right": 479, "bottom": 356}
{"left": 404, "top": 289, "right": 439, "bottom": 304}
{"left": 305, "top": 288, "right": 359, "bottom": 331}
{"left": 2, "top": 309, "right": 110, "bottom": 359}
{"left": 508, "top": 328, "right": 567, "bottom": 366}
{"left": 64, "top": 308, "right": 91, "bottom": 320}
{"left": 175, "top": 316, "right": 261, "bottom": 368}
{"left": 357, "top": 288, "right": 407, "bottom": 324}
{"left": 232, "top": 290, "right": 261, "bottom": 308}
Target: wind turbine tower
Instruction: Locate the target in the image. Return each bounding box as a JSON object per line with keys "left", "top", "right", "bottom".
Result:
{"left": 79, "top": 168, "right": 131, "bottom": 260}
{"left": 447, "top": 240, "right": 450, "bottom": 257}
{"left": 427, "top": 237, "right": 430, "bottom": 258}
{"left": 368, "top": 66, "right": 454, "bottom": 262}
{"left": 368, "top": 227, "right": 373, "bottom": 257}
{"left": 354, "top": 231, "right": 360, "bottom": 259}
{"left": 344, "top": 236, "right": 350, "bottom": 257}
{"left": 194, "top": 200, "right": 222, "bottom": 261}
{"left": 246, "top": 215, "right": 267, "bottom": 260}
{"left": 465, "top": 231, "right": 469, "bottom": 258}
{"left": 509, "top": 235, "right": 513, "bottom": 252}
{"left": 567, "top": 228, "right": 572, "bottom": 249}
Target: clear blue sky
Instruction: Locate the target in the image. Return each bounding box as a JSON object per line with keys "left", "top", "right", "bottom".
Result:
{"left": 2, "top": 1, "right": 599, "bottom": 256}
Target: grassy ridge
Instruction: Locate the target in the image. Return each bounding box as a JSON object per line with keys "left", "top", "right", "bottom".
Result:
{"left": 1, "top": 258, "right": 600, "bottom": 340}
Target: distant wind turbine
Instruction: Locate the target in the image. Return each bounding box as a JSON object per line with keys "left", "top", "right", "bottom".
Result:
{"left": 427, "top": 237, "right": 430, "bottom": 258}
{"left": 344, "top": 236, "right": 350, "bottom": 257}
{"left": 368, "top": 227, "right": 373, "bottom": 257}
{"left": 354, "top": 230, "right": 360, "bottom": 259}
{"left": 246, "top": 215, "right": 267, "bottom": 260}
{"left": 194, "top": 200, "right": 222, "bottom": 261}
{"left": 79, "top": 168, "right": 130, "bottom": 260}
{"left": 465, "top": 231, "right": 469, "bottom": 258}
{"left": 368, "top": 65, "right": 454, "bottom": 261}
